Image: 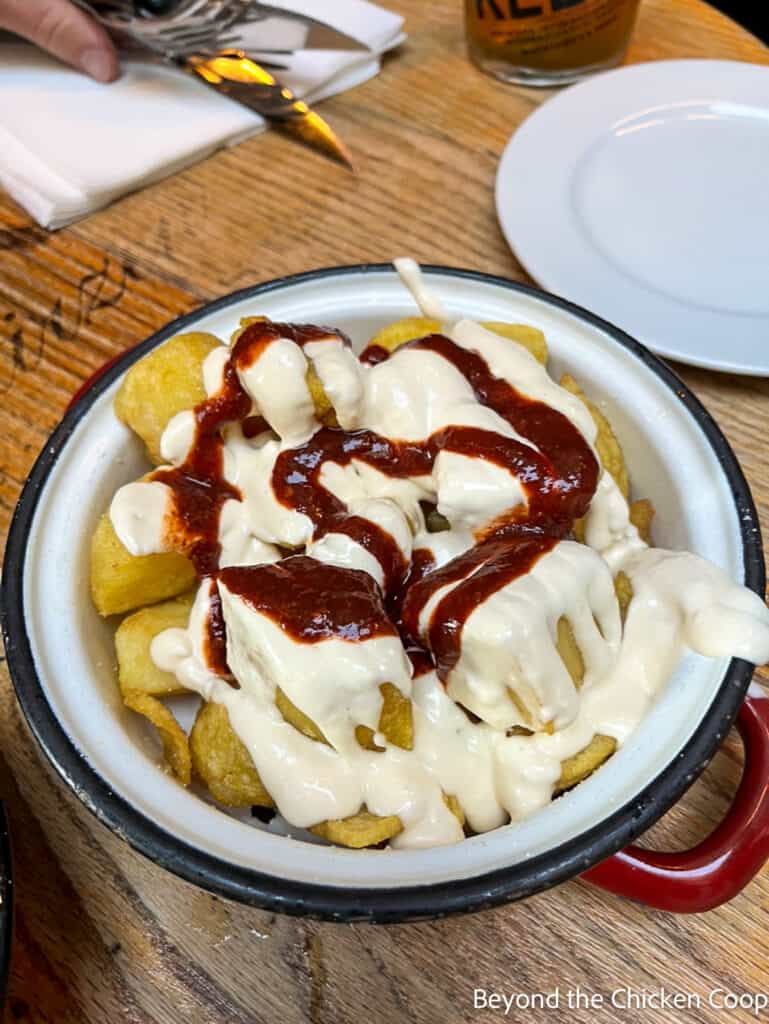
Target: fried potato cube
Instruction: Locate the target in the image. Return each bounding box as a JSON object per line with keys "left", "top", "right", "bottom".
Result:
{"left": 629, "top": 498, "right": 654, "bottom": 544}
{"left": 557, "top": 616, "right": 585, "bottom": 689}
{"left": 278, "top": 681, "right": 414, "bottom": 752}
{"left": 229, "top": 315, "right": 268, "bottom": 347}
{"left": 506, "top": 618, "right": 581, "bottom": 734}
{"left": 355, "top": 683, "right": 413, "bottom": 751}
{"left": 504, "top": 686, "right": 558, "bottom": 733}
{"left": 366, "top": 318, "right": 548, "bottom": 364}
{"left": 377, "top": 683, "right": 413, "bottom": 750}
{"left": 306, "top": 364, "right": 339, "bottom": 428}
{"left": 573, "top": 517, "right": 586, "bottom": 544}
{"left": 190, "top": 700, "right": 274, "bottom": 808}
{"left": 230, "top": 316, "right": 339, "bottom": 427}
{"left": 90, "top": 514, "right": 196, "bottom": 617}
{"left": 310, "top": 810, "right": 403, "bottom": 848}
{"left": 481, "top": 322, "right": 548, "bottom": 364}
{"left": 114, "top": 332, "right": 222, "bottom": 464}
{"left": 355, "top": 725, "right": 384, "bottom": 752}
{"left": 115, "top": 592, "right": 195, "bottom": 697}
{"left": 507, "top": 725, "right": 533, "bottom": 737}
{"left": 312, "top": 793, "right": 463, "bottom": 849}
{"left": 367, "top": 317, "right": 441, "bottom": 353}
{"left": 275, "top": 687, "right": 328, "bottom": 744}
{"left": 245, "top": 686, "right": 413, "bottom": 844}
{"left": 560, "top": 373, "right": 629, "bottom": 499}
{"left": 424, "top": 505, "right": 451, "bottom": 533}
{"left": 556, "top": 734, "right": 616, "bottom": 793}
{"left": 615, "top": 571, "right": 633, "bottom": 622}
{"left": 191, "top": 693, "right": 439, "bottom": 846}
{"left": 123, "top": 689, "right": 191, "bottom": 786}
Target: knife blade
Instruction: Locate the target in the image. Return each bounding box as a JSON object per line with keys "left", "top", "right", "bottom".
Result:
{"left": 186, "top": 50, "right": 353, "bottom": 168}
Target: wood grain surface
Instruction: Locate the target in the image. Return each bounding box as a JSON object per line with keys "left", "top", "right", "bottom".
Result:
{"left": 2, "top": 2, "right": 769, "bottom": 1021}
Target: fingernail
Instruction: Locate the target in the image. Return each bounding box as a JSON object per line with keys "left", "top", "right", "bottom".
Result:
{"left": 80, "top": 48, "right": 113, "bottom": 83}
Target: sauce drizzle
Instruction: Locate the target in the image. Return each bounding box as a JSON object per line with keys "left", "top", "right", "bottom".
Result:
{"left": 219, "top": 556, "right": 399, "bottom": 643}
{"left": 150, "top": 322, "right": 349, "bottom": 576}
{"left": 232, "top": 321, "right": 350, "bottom": 369}
{"left": 152, "top": 323, "right": 599, "bottom": 663}
{"left": 271, "top": 333, "right": 598, "bottom": 659}
{"left": 153, "top": 357, "right": 250, "bottom": 576}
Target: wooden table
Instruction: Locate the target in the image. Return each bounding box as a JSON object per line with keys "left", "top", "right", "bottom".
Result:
{"left": 2, "top": 2, "right": 768, "bottom": 1021}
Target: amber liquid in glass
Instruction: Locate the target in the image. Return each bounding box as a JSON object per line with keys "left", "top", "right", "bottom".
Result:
{"left": 465, "top": 0, "right": 641, "bottom": 86}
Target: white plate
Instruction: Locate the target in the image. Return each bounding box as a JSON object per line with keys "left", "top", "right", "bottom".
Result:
{"left": 496, "top": 60, "right": 769, "bottom": 375}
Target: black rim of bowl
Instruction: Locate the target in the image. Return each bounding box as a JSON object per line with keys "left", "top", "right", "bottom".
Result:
{"left": 1, "top": 265, "right": 764, "bottom": 923}
{"left": 0, "top": 803, "right": 12, "bottom": 1005}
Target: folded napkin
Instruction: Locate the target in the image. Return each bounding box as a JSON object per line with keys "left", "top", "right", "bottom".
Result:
{"left": 0, "top": 0, "right": 404, "bottom": 229}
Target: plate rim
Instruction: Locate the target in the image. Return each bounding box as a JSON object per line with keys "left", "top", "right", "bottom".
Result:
{"left": 495, "top": 58, "right": 769, "bottom": 376}
{"left": 1, "top": 263, "right": 764, "bottom": 921}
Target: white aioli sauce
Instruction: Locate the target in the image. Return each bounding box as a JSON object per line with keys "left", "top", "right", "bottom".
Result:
{"left": 420, "top": 540, "right": 622, "bottom": 732}
{"left": 122, "top": 262, "right": 769, "bottom": 848}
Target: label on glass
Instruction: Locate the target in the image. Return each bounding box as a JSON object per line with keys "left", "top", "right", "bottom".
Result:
{"left": 466, "top": 0, "right": 639, "bottom": 72}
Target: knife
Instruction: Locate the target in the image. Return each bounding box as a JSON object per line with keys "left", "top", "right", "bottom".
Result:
{"left": 186, "top": 49, "right": 353, "bottom": 168}
{"left": 82, "top": 0, "right": 356, "bottom": 167}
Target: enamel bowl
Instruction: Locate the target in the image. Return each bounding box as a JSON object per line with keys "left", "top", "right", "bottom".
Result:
{"left": 0, "top": 803, "right": 11, "bottom": 1003}
{"left": 2, "top": 266, "right": 766, "bottom": 922}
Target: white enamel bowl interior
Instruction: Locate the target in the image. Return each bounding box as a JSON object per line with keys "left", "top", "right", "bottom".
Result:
{"left": 23, "top": 269, "right": 743, "bottom": 889}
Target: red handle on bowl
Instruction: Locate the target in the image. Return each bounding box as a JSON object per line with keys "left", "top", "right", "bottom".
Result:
{"left": 67, "top": 352, "right": 126, "bottom": 411}
{"left": 583, "top": 686, "right": 769, "bottom": 912}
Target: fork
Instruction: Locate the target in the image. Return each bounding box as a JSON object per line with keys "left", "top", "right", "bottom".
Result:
{"left": 81, "top": 1, "right": 366, "bottom": 58}
{"left": 78, "top": 1, "right": 266, "bottom": 60}
{"left": 74, "top": 0, "right": 353, "bottom": 165}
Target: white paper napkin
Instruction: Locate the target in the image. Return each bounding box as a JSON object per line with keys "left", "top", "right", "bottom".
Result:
{"left": 0, "top": 0, "right": 404, "bottom": 229}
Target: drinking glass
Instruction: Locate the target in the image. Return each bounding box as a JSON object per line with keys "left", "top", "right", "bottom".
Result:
{"left": 465, "top": 0, "right": 642, "bottom": 86}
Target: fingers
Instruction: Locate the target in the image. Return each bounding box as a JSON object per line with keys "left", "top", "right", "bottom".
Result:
{"left": 0, "top": 0, "right": 119, "bottom": 82}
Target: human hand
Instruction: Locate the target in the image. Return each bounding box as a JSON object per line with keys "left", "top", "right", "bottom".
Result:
{"left": 1, "top": 0, "right": 119, "bottom": 82}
